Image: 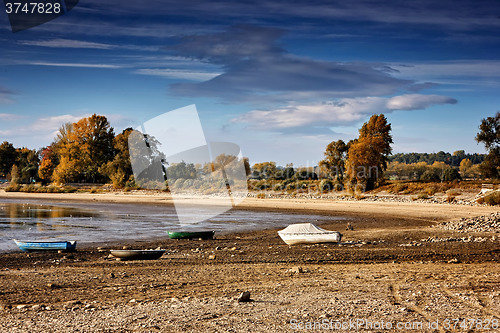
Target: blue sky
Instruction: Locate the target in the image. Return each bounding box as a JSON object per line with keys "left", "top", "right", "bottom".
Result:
{"left": 1, "top": 0, "right": 499, "bottom": 166}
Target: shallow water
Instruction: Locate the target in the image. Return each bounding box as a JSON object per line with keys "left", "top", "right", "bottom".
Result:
{"left": 0, "top": 199, "right": 345, "bottom": 252}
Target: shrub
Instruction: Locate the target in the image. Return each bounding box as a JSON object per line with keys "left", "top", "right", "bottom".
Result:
{"left": 273, "top": 183, "right": 285, "bottom": 191}
{"left": 254, "top": 180, "right": 270, "bottom": 190}
{"left": 478, "top": 191, "right": 500, "bottom": 205}
{"left": 319, "top": 179, "right": 333, "bottom": 192}
{"left": 417, "top": 192, "right": 429, "bottom": 200}
{"left": 420, "top": 170, "right": 440, "bottom": 182}
{"left": 296, "top": 181, "right": 309, "bottom": 190}
{"left": 424, "top": 185, "right": 438, "bottom": 196}
{"left": 5, "top": 183, "right": 21, "bottom": 192}
{"left": 20, "top": 184, "right": 37, "bottom": 193}
{"left": 63, "top": 186, "right": 78, "bottom": 193}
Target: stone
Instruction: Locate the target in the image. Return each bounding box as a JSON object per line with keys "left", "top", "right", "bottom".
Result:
{"left": 237, "top": 291, "right": 252, "bottom": 302}
{"left": 208, "top": 254, "right": 216, "bottom": 260}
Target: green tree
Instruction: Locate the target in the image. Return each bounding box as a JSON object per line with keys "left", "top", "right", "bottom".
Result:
{"left": 0, "top": 141, "right": 17, "bottom": 178}
{"left": 346, "top": 114, "right": 393, "bottom": 190}
{"left": 100, "top": 128, "right": 134, "bottom": 188}
{"left": 319, "top": 140, "right": 348, "bottom": 182}
{"left": 15, "top": 147, "right": 39, "bottom": 183}
{"left": 476, "top": 112, "right": 500, "bottom": 178}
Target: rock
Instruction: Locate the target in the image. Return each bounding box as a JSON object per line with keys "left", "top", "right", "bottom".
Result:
{"left": 208, "top": 254, "right": 216, "bottom": 260}
{"left": 238, "top": 291, "right": 252, "bottom": 302}
{"left": 0, "top": 303, "right": 12, "bottom": 311}
{"left": 63, "top": 300, "right": 82, "bottom": 309}
{"left": 290, "top": 266, "right": 304, "bottom": 273}
{"left": 109, "top": 273, "right": 115, "bottom": 279}
{"left": 31, "top": 304, "right": 43, "bottom": 311}
{"left": 47, "top": 283, "right": 61, "bottom": 289}
{"left": 16, "top": 304, "right": 28, "bottom": 310}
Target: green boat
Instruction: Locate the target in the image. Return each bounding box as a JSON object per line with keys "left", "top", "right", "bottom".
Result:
{"left": 167, "top": 231, "right": 215, "bottom": 240}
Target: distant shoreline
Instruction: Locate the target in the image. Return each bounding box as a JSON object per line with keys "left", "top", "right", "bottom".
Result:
{"left": 1, "top": 189, "right": 498, "bottom": 223}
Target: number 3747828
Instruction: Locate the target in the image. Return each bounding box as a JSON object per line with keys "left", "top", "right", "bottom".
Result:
{"left": 5, "top": 2, "right": 61, "bottom": 14}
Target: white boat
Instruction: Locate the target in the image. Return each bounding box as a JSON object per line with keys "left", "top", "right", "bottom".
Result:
{"left": 278, "top": 223, "right": 342, "bottom": 245}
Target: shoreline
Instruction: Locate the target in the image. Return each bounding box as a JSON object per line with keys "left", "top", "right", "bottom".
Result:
{"left": 1, "top": 189, "right": 498, "bottom": 222}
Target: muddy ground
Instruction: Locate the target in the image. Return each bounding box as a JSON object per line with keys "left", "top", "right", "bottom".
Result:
{"left": 1, "top": 204, "right": 499, "bottom": 332}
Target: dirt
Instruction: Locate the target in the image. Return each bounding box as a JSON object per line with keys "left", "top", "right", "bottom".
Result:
{"left": 1, "top": 199, "right": 499, "bottom": 332}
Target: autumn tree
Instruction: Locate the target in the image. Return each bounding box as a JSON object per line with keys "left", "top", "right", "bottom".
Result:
{"left": 345, "top": 114, "right": 393, "bottom": 191}
{"left": 319, "top": 140, "right": 348, "bottom": 182}
{"left": 38, "top": 146, "right": 57, "bottom": 183}
{"left": 251, "top": 162, "right": 276, "bottom": 179}
{"left": 53, "top": 114, "right": 115, "bottom": 183}
{"left": 476, "top": 111, "right": 500, "bottom": 178}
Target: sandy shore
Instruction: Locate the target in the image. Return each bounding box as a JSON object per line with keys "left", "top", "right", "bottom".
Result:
{"left": 0, "top": 190, "right": 499, "bottom": 332}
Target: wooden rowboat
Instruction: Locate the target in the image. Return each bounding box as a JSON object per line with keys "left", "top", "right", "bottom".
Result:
{"left": 110, "top": 249, "right": 165, "bottom": 261}
{"left": 13, "top": 239, "right": 77, "bottom": 252}
{"left": 167, "top": 231, "right": 215, "bottom": 240}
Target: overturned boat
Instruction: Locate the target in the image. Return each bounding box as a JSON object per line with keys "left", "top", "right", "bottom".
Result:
{"left": 278, "top": 223, "right": 342, "bottom": 245}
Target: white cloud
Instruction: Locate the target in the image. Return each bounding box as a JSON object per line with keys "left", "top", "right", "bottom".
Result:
{"left": 30, "top": 114, "right": 88, "bottom": 136}
{"left": 387, "top": 94, "right": 457, "bottom": 110}
{"left": 234, "top": 94, "right": 457, "bottom": 130}
{"left": 134, "top": 68, "right": 221, "bottom": 81}
{"left": 19, "top": 38, "right": 115, "bottom": 49}
{"left": 28, "top": 62, "right": 121, "bottom": 69}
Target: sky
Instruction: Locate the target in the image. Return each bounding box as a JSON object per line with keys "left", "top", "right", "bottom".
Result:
{"left": 1, "top": 0, "right": 499, "bottom": 166}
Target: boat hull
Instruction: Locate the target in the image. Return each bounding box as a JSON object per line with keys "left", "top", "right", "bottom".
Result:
{"left": 278, "top": 232, "right": 342, "bottom": 245}
{"left": 110, "top": 250, "right": 165, "bottom": 261}
{"left": 14, "top": 240, "right": 77, "bottom": 252}
{"left": 167, "top": 231, "right": 215, "bottom": 240}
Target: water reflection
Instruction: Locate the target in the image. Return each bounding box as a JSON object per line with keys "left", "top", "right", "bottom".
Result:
{"left": 0, "top": 201, "right": 345, "bottom": 252}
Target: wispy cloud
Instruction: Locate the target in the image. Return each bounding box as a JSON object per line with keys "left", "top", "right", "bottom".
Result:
{"left": 387, "top": 94, "right": 457, "bottom": 110}
{"left": 0, "top": 86, "right": 16, "bottom": 104}
{"left": 28, "top": 62, "right": 121, "bottom": 69}
{"left": 167, "top": 25, "right": 416, "bottom": 102}
{"left": 30, "top": 114, "right": 88, "bottom": 133}
{"left": 0, "top": 113, "right": 22, "bottom": 120}
{"left": 391, "top": 61, "right": 500, "bottom": 84}
{"left": 19, "top": 38, "right": 115, "bottom": 49}
{"left": 234, "top": 94, "right": 457, "bottom": 130}
{"left": 134, "top": 68, "right": 221, "bottom": 81}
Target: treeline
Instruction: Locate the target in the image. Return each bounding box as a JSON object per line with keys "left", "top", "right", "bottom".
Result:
{"left": 389, "top": 151, "right": 485, "bottom": 166}
{"left": 0, "top": 143, "right": 39, "bottom": 183}
{"left": 1, "top": 111, "right": 499, "bottom": 192}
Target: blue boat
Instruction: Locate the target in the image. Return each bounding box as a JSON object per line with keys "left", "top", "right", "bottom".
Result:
{"left": 13, "top": 240, "right": 77, "bottom": 252}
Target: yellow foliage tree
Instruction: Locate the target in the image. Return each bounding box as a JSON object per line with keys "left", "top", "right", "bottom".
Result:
{"left": 345, "top": 114, "right": 392, "bottom": 191}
